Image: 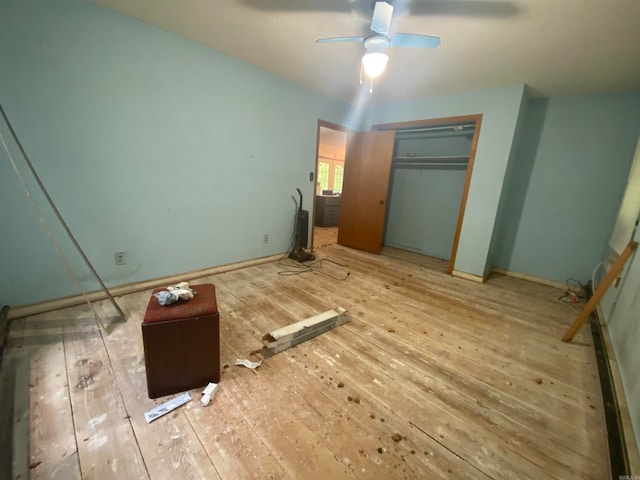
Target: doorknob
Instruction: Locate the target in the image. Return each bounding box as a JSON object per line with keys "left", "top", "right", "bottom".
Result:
{"left": 379, "top": 200, "right": 385, "bottom": 205}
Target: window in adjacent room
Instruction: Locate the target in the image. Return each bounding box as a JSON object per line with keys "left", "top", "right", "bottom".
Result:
{"left": 334, "top": 164, "right": 344, "bottom": 193}
{"left": 317, "top": 158, "right": 344, "bottom": 193}
{"left": 318, "top": 161, "right": 330, "bottom": 192}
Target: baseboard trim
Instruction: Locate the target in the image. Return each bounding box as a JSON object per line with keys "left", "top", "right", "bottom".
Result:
{"left": 7, "top": 253, "right": 285, "bottom": 320}
{"left": 594, "top": 305, "right": 640, "bottom": 475}
{"left": 491, "top": 267, "right": 566, "bottom": 289}
{"left": 451, "top": 269, "right": 487, "bottom": 283}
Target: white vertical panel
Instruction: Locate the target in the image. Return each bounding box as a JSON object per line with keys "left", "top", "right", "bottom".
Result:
{"left": 609, "top": 135, "right": 640, "bottom": 254}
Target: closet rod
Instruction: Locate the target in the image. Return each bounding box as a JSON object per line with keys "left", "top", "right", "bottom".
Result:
{"left": 393, "top": 155, "right": 469, "bottom": 161}
{"left": 396, "top": 124, "right": 475, "bottom": 134}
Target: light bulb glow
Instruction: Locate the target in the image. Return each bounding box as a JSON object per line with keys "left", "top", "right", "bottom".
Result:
{"left": 362, "top": 52, "right": 389, "bottom": 79}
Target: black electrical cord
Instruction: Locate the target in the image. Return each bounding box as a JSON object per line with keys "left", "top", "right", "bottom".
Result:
{"left": 558, "top": 277, "right": 586, "bottom": 304}
{"left": 277, "top": 256, "right": 350, "bottom": 281}
{"left": 566, "top": 278, "right": 585, "bottom": 297}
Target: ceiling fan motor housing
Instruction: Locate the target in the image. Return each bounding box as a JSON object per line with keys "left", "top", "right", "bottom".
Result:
{"left": 364, "top": 35, "right": 390, "bottom": 53}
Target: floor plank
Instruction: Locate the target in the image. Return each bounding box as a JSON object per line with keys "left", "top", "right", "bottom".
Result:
{"left": 63, "top": 314, "right": 149, "bottom": 479}
{"left": 233, "top": 265, "right": 592, "bottom": 479}
{"left": 25, "top": 314, "right": 81, "bottom": 480}
{"left": 214, "top": 293, "right": 492, "bottom": 479}
{"left": 313, "top": 226, "right": 338, "bottom": 249}
{"left": 5, "top": 244, "right": 610, "bottom": 479}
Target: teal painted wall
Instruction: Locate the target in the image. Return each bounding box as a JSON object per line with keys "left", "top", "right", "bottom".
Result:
{"left": 385, "top": 165, "right": 467, "bottom": 259}
{"left": 367, "top": 84, "right": 527, "bottom": 277}
{"left": 487, "top": 90, "right": 530, "bottom": 276}
{"left": 384, "top": 132, "right": 472, "bottom": 259}
{"left": 0, "top": 0, "right": 350, "bottom": 305}
{"left": 492, "top": 92, "right": 640, "bottom": 283}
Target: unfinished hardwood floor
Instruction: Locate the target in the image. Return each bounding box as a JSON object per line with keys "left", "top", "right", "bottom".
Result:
{"left": 313, "top": 226, "right": 338, "bottom": 249}
{"left": 8, "top": 245, "right": 609, "bottom": 479}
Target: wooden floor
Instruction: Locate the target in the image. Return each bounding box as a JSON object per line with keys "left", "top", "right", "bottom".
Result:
{"left": 313, "top": 226, "right": 338, "bottom": 249}
{"left": 5, "top": 245, "right": 609, "bottom": 479}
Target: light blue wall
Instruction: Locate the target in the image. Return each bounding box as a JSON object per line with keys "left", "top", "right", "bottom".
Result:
{"left": 492, "top": 92, "right": 640, "bottom": 283}
{"left": 385, "top": 166, "right": 467, "bottom": 259}
{"left": 0, "top": 0, "right": 350, "bottom": 305}
{"left": 367, "top": 84, "right": 527, "bottom": 276}
{"left": 384, "top": 131, "right": 471, "bottom": 259}
{"left": 486, "top": 91, "right": 529, "bottom": 275}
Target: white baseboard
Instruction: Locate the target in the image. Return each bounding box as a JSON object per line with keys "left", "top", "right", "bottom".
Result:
{"left": 7, "top": 253, "right": 285, "bottom": 320}
{"left": 451, "top": 269, "right": 487, "bottom": 283}
{"left": 491, "top": 267, "right": 565, "bottom": 289}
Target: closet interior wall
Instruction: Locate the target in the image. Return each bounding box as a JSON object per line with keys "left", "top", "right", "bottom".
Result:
{"left": 384, "top": 125, "right": 474, "bottom": 260}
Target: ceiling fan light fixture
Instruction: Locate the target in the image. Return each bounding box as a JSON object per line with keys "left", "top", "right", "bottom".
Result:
{"left": 362, "top": 52, "right": 389, "bottom": 79}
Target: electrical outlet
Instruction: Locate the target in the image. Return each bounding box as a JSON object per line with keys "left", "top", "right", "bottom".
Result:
{"left": 115, "top": 252, "right": 126, "bottom": 265}
{"left": 263, "top": 234, "right": 269, "bottom": 244}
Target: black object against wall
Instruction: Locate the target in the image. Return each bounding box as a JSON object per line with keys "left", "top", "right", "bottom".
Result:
{"left": 289, "top": 188, "right": 315, "bottom": 263}
{"left": 590, "top": 312, "right": 631, "bottom": 478}
{"left": 0, "top": 305, "right": 9, "bottom": 370}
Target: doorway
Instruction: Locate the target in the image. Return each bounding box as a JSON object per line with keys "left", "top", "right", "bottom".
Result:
{"left": 312, "top": 120, "right": 348, "bottom": 250}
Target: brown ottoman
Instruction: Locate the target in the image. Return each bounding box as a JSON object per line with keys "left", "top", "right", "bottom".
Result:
{"left": 142, "top": 283, "right": 220, "bottom": 399}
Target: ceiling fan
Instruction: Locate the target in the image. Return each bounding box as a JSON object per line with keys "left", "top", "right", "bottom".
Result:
{"left": 316, "top": 1, "right": 441, "bottom": 90}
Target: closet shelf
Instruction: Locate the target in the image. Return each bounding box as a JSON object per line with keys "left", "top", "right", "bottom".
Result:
{"left": 393, "top": 155, "right": 469, "bottom": 162}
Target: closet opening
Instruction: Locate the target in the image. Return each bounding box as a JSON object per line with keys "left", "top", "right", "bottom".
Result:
{"left": 373, "top": 115, "right": 483, "bottom": 273}
{"left": 312, "top": 120, "right": 348, "bottom": 251}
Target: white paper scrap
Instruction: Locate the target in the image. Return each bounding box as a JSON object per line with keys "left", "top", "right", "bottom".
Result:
{"left": 201, "top": 382, "right": 219, "bottom": 406}
{"left": 144, "top": 392, "right": 191, "bottom": 423}
{"left": 234, "top": 358, "right": 262, "bottom": 370}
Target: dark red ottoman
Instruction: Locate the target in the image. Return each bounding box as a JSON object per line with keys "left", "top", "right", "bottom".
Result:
{"left": 142, "top": 283, "right": 220, "bottom": 399}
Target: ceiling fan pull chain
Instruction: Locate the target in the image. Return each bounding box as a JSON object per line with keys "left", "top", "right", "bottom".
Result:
{"left": 359, "top": 62, "right": 363, "bottom": 85}
{"left": 370, "top": 77, "right": 374, "bottom": 93}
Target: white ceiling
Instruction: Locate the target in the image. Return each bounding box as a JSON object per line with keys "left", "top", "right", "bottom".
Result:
{"left": 92, "top": 0, "right": 640, "bottom": 105}
{"left": 319, "top": 126, "right": 348, "bottom": 146}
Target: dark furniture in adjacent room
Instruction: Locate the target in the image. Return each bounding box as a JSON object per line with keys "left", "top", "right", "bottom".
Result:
{"left": 315, "top": 195, "right": 341, "bottom": 227}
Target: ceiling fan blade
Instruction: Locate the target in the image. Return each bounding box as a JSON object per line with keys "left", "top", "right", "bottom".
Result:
{"left": 316, "top": 36, "right": 365, "bottom": 44}
{"left": 390, "top": 33, "right": 441, "bottom": 48}
{"left": 370, "top": 1, "right": 394, "bottom": 35}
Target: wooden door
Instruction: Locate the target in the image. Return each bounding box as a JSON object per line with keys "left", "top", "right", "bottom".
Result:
{"left": 338, "top": 130, "right": 396, "bottom": 253}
